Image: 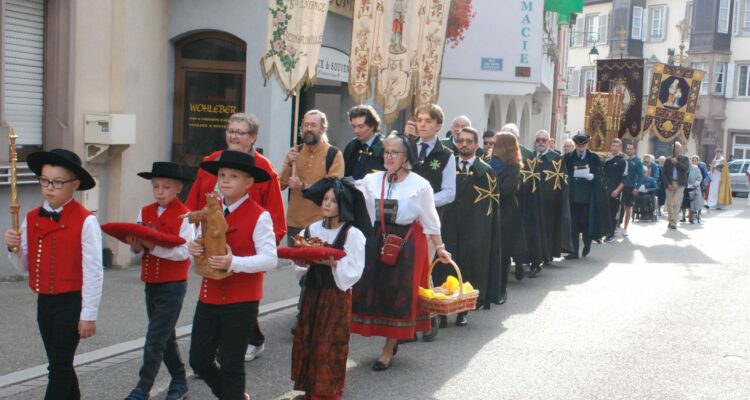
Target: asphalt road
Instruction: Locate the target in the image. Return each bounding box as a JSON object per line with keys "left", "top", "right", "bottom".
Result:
{"left": 2, "top": 201, "right": 749, "bottom": 399}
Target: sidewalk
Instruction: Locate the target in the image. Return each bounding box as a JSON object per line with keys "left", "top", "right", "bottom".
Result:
{"left": 0, "top": 261, "right": 299, "bottom": 377}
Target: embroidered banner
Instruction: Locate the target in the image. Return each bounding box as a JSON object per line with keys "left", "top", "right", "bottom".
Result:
{"left": 596, "top": 59, "right": 644, "bottom": 139}
{"left": 260, "top": 0, "right": 330, "bottom": 96}
{"left": 349, "top": 0, "right": 451, "bottom": 123}
{"left": 642, "top": 63, "right": 704, "bottom": 142}
{"left": 584, "top": 91, "right": 623, "bottom": 153}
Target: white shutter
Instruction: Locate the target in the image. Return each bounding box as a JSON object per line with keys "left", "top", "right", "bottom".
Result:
{"left": 725, "top": 63, "right": 735, "bottom": 98}
{"left": 642, "top": 7, "right": 649, "bottom": 42}
{"left": 632, "top": 6, "right": 643, "bottom": 40}
{"left": 662, "top": 7, "right": 669, "bottom": 41}
{"left": 3, "top": 0, "right": 45, "bottom": 146}
{"left": 571, "top": 69, "right": 581, "bottom": 97}
{"left": 574, "top": 15, "right": 585, "bottom": 47}
{"left": 732, "top": 0, "right": 740, "bottom": 35}
{"left": 599, "top": 14, "right": 609, "bottom": 44}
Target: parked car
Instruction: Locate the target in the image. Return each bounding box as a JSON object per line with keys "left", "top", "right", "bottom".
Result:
{"left": 729, "top": 159, "right": 750, "bottom": 196}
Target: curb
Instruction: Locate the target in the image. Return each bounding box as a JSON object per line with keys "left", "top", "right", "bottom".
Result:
{"left": 0, "top": 296, "right": 298, "bottom": 389}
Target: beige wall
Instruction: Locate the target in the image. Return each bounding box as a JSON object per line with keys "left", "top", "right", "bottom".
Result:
{"left": 70, "top": 0, "right": 170, "bottom": 266}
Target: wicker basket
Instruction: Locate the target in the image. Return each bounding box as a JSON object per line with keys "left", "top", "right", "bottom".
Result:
{"left": 419, "top": 259, "right": 479, "bottom": 315}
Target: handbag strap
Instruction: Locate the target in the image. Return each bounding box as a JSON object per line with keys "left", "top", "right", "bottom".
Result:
{"left": 380, "top": 173, "right": 415, "bottom": 241}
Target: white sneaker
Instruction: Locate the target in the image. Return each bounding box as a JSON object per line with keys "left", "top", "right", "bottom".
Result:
{"left": 622, "top": 229, "right": 628, "bottom": 237}
{"left": 244, "top": 343, "right": 265, "bottom": 361}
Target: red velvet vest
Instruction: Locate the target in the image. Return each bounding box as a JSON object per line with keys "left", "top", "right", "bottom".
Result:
{"left": 199, "top": 198, "right": 266, "bottom": 305}
{"left": 140, "top": 199, "right": 191, "bottom": 283}
{"left": 26, "top": 200, "right": 92, "bottom": 294}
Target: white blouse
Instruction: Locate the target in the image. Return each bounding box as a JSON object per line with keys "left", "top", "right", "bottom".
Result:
{"left": 293, "top": 220, "right": 366, "bottom": 291}
{"left": 356, "top": 171, "right": 441, "bottom": 235}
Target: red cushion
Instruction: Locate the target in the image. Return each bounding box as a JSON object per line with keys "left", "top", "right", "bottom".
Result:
{"left": 101, "top": 222, "right": 186, "bottom": 247}
{"left": 277, "top": 247, "right": 346, "bottom": 262}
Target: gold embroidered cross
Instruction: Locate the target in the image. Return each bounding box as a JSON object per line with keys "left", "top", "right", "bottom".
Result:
{"left": 473, "top": 173, "right": 499, "bottom": 216}
{"left": 520, "top": 157, "right": 541, "bottom": 193}
{"left": 543, "top": 159, "right": 568, "bottom": 191}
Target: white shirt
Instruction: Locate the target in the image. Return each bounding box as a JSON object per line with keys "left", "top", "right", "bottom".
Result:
{"left": 293, "top": 220, "right": 366, "bottom": 291}
{"left": 417, "top": 137, "right": 457, "bottom": 207}
{"left": 133, "top": 206, "right": 194, "bottom": 261}
{"left": 458, "top": 156, "right": 476, "bottom": 172}
{"left": 8, "top": 200, "right": 104, "bottom": 321}
{"left": 357, "top": 171, "right": 442, "bottom": 235}
{"left": 217, "top": 194, "right": 278, "bottom": 274}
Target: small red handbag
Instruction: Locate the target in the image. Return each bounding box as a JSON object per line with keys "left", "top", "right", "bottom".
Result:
{"left": 378, "top": 173, "right": 413, "bottom": 266}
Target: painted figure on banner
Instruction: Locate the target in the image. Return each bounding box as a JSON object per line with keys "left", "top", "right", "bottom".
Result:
{"left": 390, "top": 0, "right": 407, "bottom": 54}
{"left": 643, "top": 63, "right": 703, "bottom": 142}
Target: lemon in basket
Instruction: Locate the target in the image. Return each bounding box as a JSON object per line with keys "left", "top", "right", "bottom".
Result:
{"left": 463, "top": 281, "right": 475, "bottom": 293}
{"left": 441, "top": 275, "right": 460, "bottom": 294}
{"left": 419, "top": 287, "right": 435, "bottom": 299}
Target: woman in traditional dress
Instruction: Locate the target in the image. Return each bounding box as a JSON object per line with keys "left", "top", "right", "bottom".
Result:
{"left": 488, "top": 132, "right": 524, "bottom": 304}
{"left": 291, "top": 178, "right": 370, "bottom": 400}
{"left": 351, "top": 133, "right": 452, "bottom": 371}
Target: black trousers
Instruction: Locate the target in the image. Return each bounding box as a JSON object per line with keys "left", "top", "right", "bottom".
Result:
{"left": 570, "top": 202, "right": 591, "bottom": 256}
{"left": 189, "top": 300, "right": 258, "bottom": 400}
{"left": 500, "top": 256, "right": 511, "bottom": 297}
{"left": 37, "top": 291, "right": 82, "bottom": 400}
{"left": 137, "top": 281, "right": 187, "bottom": 393}
{"left": 608, "top": 196, "right": 621, "bottom": 236}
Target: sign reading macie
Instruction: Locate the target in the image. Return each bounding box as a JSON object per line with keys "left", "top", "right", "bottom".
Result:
{"left": 442, "top": 0, "right": 542, "bottom": 82}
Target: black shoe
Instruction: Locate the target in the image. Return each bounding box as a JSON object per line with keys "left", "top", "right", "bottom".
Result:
{"left": 422, "top": 317, "right": 439, "bottom": 342}
{"left": 398, "top": 334, "right": 418, "bottom": 344}
{"left": 603, "top": 235, "right": 615, "bottom": 243}
{"left": 514, "top": 264, "right": 525, "bottom": 280}
{"left": 438, "top": 315, "right": 448, "bottom": 328}
{"left": 495, "top": 292, "right": 507, "bottom": 305}
{"left": 528, "top": 265, "right": 541, "bottom": 278}
{"left": 483, "top": 302, "right": 492, "bottom": 309}
{"left": 564, "top": 253, "right": 579, "bottom": 260}
{"left": 475, "top": 301, "right": 485, "bottom": 311}
{"left": 372, "top": 360, "right": 392, "bottom": 371}
{"left": 582, "top": 245, "right": 591, "bottom": 257}
{"left": 593, "top": 238, "right": 602, "bottom": 244}
{"left": 455, "top": 312, "right": 468, "bottom": 326}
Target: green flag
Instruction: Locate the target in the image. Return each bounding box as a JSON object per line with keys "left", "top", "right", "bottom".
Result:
{"left": 544, "top": 0, "right": 584, "bottom": 25}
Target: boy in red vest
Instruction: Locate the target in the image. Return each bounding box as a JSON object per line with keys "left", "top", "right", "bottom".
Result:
{"left": 187, "top": 151, "right": 278, "bottom": 400}
{"left": 124, "top": 162, "right": 195, "bottom": 400}
{"left": 4, "top": 149, "right": 103, "bottom": 400}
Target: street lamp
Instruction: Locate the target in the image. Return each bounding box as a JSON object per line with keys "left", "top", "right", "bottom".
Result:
{"left": 589, "top": 44, "right": 600, "bottom": 65}
{"left": 570, "top": 30, "right": 601, "bottom": 65}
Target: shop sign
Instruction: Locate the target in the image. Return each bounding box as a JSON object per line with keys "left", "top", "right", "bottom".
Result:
{"left": 317, "top": 46, "right": 349, "bottom": 82}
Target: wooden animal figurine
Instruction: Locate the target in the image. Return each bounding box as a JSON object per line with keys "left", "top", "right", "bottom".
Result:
{"left": 182, "top": 192, "right": 231, "bottom": 280}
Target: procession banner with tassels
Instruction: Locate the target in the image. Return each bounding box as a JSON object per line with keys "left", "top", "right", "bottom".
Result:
{"left": 642, "top": 63, "right": 704, "bottom": 143}
{"left": 596, "top": 59, "right": 644, "bottom": 139}
{"left": 349, "top": 0, "right": 451, "bottom": 123}
{"left": 260, "top": 0, "right": 330, "bottom": 96}
{"left": 584, "top": 91, "right": 623, "bottom": 153}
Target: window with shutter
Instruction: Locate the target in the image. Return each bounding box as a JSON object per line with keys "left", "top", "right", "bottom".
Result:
{"left": 570, "top": 68, "right": 581, "bottom": 97}
{"left": 744, "top": 0, "right": 750, "bottom": 34}
{"left": 632, "top": 6, "right": 644, "bottom": 40}
{"left": 3, "top": 0, "right": 45, "bottom": 146}
{"left": 725, "top": 63, "right": 735, "bottom": 98}
{"left": 737, "top": 64, "right": 750, "bottom": 97}
{"left": 713, "top": 63, "right": 726, "bottom": 95}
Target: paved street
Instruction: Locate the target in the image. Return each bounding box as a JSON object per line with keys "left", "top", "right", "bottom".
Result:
{"left": 2, "top": 200, "right": 750, "bottom": 399}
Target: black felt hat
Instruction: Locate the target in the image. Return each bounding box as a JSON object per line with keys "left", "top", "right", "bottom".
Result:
{"left": 573, "top": 133, "right": 590, "bottom": 145}
{"left": 303, "top": 177, "right": 373, "bottom": 236}
{"left": 27, "top": 149, "right": 96, "bottom": 191}
{"left": 199, "top": 150, "right": 270, "bottom": 182}
{"left": 137, "top": 162, "right": 194, "bottom": 182}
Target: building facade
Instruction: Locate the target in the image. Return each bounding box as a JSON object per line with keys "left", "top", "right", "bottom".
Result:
{"left": 563, "top": 0, "right": 750, "bottom": 161}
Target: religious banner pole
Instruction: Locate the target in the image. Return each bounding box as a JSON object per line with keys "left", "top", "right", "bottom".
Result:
{"left": 8, "top": 125, "right": 20, "bottom": 252}
{"left": 260, "top": 0, "right": 329, "bottom": 177}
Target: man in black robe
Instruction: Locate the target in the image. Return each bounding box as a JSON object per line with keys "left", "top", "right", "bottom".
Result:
{"left": 563, "top": 134, "right": 612, "bottom": 259}
{"left": 438, "top": 127, "right": 501, "bottom": 326}
{"left": 342, "top": 105, "right": 384, "bottom": 179}
{"left": 533, "top": 130, "right": 573, "bottom": 260}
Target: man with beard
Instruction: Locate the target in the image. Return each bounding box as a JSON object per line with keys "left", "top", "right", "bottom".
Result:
{"left": 506, "top": 125, "right": 550, "bottom": 278}
{"left": 404, "top": 103, "right": 456, "bottom": 341}
{"left": 603, "top": 139, "right": 627, "bottom": 242}
{"left": 563, "top": 134, "right": 612, "bottom": 259}
{"left": 438, "top": 127, "right": 501, "bottom": 326}
{"left": 533, "top": 130, "right": 573, "bottom": 262}
{"left": 280, "top": 110, "right": 345, "bottom": 241}
{"left": 342, "top": 105, "right": 385, "bottom": 179}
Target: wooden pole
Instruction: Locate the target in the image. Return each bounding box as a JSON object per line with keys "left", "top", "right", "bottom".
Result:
{"left": 292, "top": 91, "right": 300, "bottom": 177}
{"left": 8, "top": 125, "right": 20, "bottom": 252}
